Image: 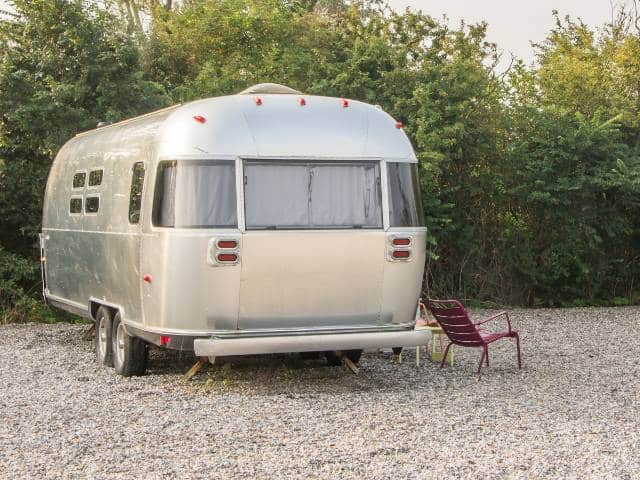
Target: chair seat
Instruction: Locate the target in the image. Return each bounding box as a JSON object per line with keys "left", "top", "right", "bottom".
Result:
{"left": 479, "top": 331, "right": 515, "bottom": 343}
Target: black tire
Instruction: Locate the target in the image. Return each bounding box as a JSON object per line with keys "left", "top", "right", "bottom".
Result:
{"left": 95, "top": 306, "right": 113, "bottom": 367}
{"left": 392, "top": 347, "right": 403, "bottom": 355}
{"left": 111, "top": 312, "right": 148, "bottom": 377}
{"left": 324, "top": 350, "right": 363, "bottom": 366}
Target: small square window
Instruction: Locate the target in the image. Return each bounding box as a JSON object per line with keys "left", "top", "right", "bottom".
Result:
{"left": 85, "top": 196, "right": 99, "bottom": 213}
{"left": 69, "top": 198, "right": 82, "bottom": 214}
{"left": 89, "top": 169, "right": 103, "bottom": 187}
{"left": 73, "top": 172, "right": 86, "bottom": 189}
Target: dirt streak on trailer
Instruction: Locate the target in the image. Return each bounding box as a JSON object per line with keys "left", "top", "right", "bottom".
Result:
{"left": 41, "top": 83, "right": 428, "bottom": 376}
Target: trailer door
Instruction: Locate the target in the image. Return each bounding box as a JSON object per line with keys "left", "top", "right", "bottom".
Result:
{"left": 238, "top": 160, "right": 387, "bottom": 330}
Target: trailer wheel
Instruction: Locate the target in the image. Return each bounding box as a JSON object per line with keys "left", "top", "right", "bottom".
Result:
{"left": 111, "top": 312, "right": 148, "bottom": 377}
{"left": 95, "top": 306, "right": 113, "bottom": 367}
{"left": 325, "top": 350, "right": 362, "bottom": 366}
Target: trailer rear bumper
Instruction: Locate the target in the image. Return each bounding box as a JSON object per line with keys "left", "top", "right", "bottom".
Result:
{"left": 193, "top": 329, "right": 430, "bottom": 357}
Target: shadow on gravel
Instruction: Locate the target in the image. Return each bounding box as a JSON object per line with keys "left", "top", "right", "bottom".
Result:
{"left": 145, "top": 345, "right": 518, "bottom": 397}
{"left": 147, "top": 347, "right": 393, "bottom": 396}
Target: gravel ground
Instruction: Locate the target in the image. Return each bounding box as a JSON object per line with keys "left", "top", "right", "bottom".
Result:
{"left": 1, "top": 307, "right": 639, "bottom": 479}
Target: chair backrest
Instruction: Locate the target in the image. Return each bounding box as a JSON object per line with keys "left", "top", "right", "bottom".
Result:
{"left": 426, "top": 299, "right": 484, "bottom": 346}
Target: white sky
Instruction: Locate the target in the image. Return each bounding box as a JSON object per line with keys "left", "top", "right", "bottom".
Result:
{"left": 387, "top": 0, "right": 622, "bottom": 68}
{"left": 0, "top": 0, "right": 626, "bottom": 69}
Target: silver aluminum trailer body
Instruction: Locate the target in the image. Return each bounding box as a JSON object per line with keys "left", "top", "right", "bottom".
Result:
{"left": 41, "top": 85, "right": 428, "bottom": 369}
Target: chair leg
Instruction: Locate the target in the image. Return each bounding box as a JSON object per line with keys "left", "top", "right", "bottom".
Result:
{"left": 514, "top": 333, "right": 522, "bottom": 369}
{"left": 485, "top": 346, "right": 489, "bottom": 366}
{"left": 440, "top": 342, "right": 452, "bottom": 369}
{"left": 477, "top": 346, "right": 486, "bottom": 374}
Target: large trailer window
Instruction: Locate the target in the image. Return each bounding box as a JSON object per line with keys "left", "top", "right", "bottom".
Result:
{"left": 152, "top": 160, "right": 237, "bottom": 228}
{"left": 387, "top": 162, "right": 424, "bottom": 227}
{"left": 244, "top": 161, "right": 382, "bottom": 230}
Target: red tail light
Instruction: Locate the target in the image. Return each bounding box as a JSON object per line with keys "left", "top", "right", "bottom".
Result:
{"left": 396, "top": 121, "right": 403, "bottom": 129}
{"left": 342, "top": 99, "right": 349, "bottom": 108}
{"left": 298, "top": 97, "right": 306, "bottom": 106}
{"left": 217, "top": 253, "right": 238, "bottom": 262}
{"left": 217, "top": 240, "right": 238, "bottom": 249}
{"left": 392, "top": 238, "right": 411, "bottom": 246}
{"left": 143, "top": 274, "right": 152, "bottom": 283}
{"left": 193, "top": 115, "right": 206, "bottom": 124}
{"left": 392, "top": 250, "right": 410, "bottom": 259}
{"left": 160, "top": 335, "right": 170, "bottom": 346}
{"left": 255, "top": 97, "right": 262, "bottom": 106}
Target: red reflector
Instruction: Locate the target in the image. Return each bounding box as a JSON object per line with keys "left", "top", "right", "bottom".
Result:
{"left": 143, "top": 274, "right": 152, "bottom": 283}
{"left": 217, "top": 240, "right": 238, "bottom": 249}
{"left": 255, "top": 96, "right": 262, "bottom": 106}
{"left": 298, "top": 97, "right": 306, "bottom": 106}
{"left": 392, "top": 238, "right": 411, "bottom": 246}
{"left": 193, "top": 115, "right": 206, "bottom": 124}
{"left": 392, "top": 250, "right": 410, "bottom": 259}
{"left": 396, "top": 121, "right": 403, "bottom": 129}
{"left": 160, "top": 335, "right": 170, "bottom": 346}
{"left": 342, "top": 99, "right": 349, "bottom": 108}
{"left": 217, "top": 253, "right": 238, "bottom": 262}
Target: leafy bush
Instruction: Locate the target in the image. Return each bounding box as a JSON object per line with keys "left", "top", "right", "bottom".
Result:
{"left": 0, "top": 247, "right": 37, "bottom": 313}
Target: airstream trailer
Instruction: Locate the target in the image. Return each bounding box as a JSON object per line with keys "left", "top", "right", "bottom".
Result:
{"left": 40, "top": 83, "right": 428, "bottom": 376}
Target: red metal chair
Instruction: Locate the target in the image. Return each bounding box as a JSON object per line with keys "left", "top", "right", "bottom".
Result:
{"left": 426, "top": 299, "right": 522, "bottom": 374}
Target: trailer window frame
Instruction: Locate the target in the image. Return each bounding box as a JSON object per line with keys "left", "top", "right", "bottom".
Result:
{"left": 152, "top": 159, "right": 238, "bottom": 229}
{"left": 85, "top": 194, "right": 100, "bottom": 215}
{"left": 72, "top": 171, "right": 86, "bottom": 190}
{"left": 128, "top": 162, "right": 145, "bottom": 224}
{"left": 88, "top": 168, "right": 104, "bottom": 188}
{"left": 69, "top": 196, "right": 83, "bottom": 215}
{"left": 386, "top": 162, "right": 424, "bottom": 227}
{"left": 242, "top": 159, "right": 383, "bottom": 231}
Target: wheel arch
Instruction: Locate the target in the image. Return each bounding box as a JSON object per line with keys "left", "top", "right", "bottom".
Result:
{"left": 88, "top": 298, "right": 124, "bottom": 322}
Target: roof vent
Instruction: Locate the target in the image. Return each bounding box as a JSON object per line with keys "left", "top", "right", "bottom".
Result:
{"left": 238, "top": 83, "right": 302, "bottom": 95}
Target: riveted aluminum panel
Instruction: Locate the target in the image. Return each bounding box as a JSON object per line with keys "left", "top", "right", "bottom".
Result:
{"left": 139, "top": 229, "right": 241, "bottom": 332}
{"left": 381, "top": 228, "right": 428, "bottom": 324}
{"left": 42, "top": 107, "right": 178, "bottom": 322}
{"left": 238, "top": 230, "right": 387, "bottom": 330}
{"left": 157, "top": 94, "right": 416, "bottom": 162}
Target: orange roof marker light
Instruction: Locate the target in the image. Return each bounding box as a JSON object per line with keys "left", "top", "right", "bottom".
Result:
{"left": 193, "top": 115, "right": 206, "bottom": 124}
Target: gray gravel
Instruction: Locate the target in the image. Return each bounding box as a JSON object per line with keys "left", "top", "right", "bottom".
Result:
{"left": 1, "top": 307, "right": 639, "bottom": 479}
